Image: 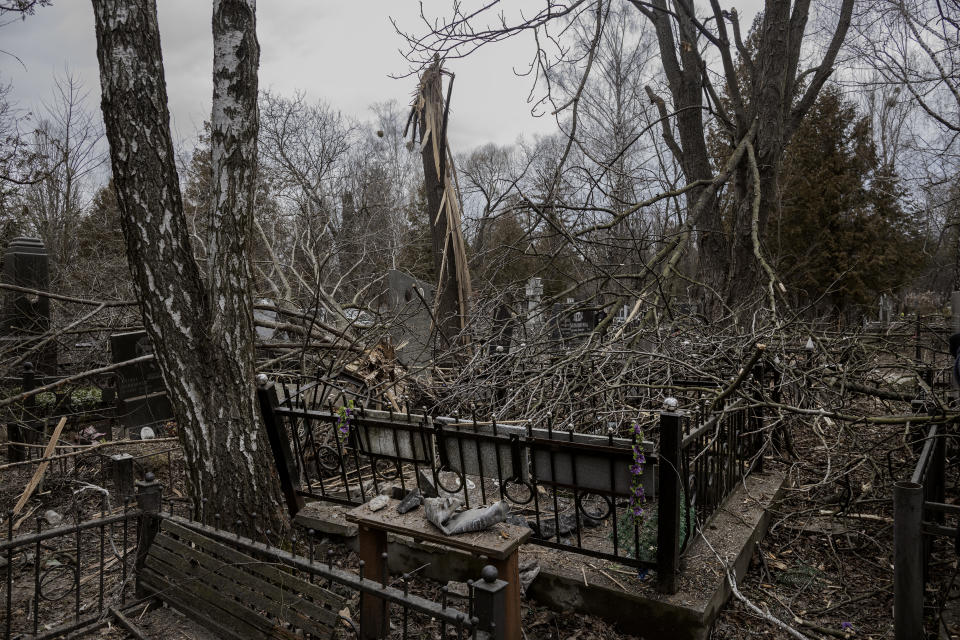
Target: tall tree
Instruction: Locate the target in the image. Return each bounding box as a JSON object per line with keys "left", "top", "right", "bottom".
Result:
{"left": 773, "top": 85, "right": 922, "bottom": 316}
{"left": 20, "top": 74, "right": 104, "bottom": 286}
{"left": 400, "top": 0, "right": 857, "bottom": 314}
{"left": 853, "top": 0, "right": 960, "bottom": 288}
{"left": 635, "top": 0, "right": 856, "bottom": 307}
{"left": 412, "top": 62, "right": 472, "bottom": 348}
{"left": 91, "top": 0, "right": 287, "bottom": 534}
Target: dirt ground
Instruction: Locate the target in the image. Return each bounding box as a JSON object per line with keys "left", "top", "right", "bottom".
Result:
{"left": 710, "top": 416, "right": 957, "bottom": 640}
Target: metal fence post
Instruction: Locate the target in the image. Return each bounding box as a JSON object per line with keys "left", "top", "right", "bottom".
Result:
{"left": 915, "top": 317, "right": 922, "bottom": 363}
{"left": 256, "top": 374, "right": 304, "bottom": 518}
{"left": 951, "top": 291, "right": 960, "bottom": 407}
{"left": 751, "top": 363, "right": 765, "bottom": 473}
{"left": 894, "top": 481, "right": 924, "bottom": 640}
{"left": 657, "top": 410, "right": 682, "bottom": 594}
{"left": 934, "top": 432, "right": 946, "bottom": 519}
{"left": 135, "top": 472, "right": 162, "bottom": 597}
{"left": 473, "top": 565, "right": 507, "bottom": 640}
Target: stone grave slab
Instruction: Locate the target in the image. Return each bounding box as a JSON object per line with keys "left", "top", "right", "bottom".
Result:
{"left": 436, "top": 420, "right": 529, "bottom": 482}
{"left": 353, "top": 416, "right": 434, "bottom": 463}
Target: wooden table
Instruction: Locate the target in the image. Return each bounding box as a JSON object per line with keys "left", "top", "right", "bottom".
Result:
{"left": 346, "top": 499, "right": 531, "bottom": 640}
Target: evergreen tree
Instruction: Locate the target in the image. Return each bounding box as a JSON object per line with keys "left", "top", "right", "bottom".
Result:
{"left": 774, "top": 85, "right": 923, "bottom": 317}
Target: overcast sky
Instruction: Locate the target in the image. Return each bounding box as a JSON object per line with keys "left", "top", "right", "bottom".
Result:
{"left": 0, "top": 1, "right": 761, "bottom": 152}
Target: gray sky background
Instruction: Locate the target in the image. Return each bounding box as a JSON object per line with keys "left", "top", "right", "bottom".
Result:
{"left": 0, "top": 1, "right": 761, "bottom": 152}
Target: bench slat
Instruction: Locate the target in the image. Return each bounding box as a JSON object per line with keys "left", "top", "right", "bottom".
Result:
{"left": 147, "top": 542, "right": 279, "bottom": 614}
{"left": 149, "top": 538, "right": 336, "bottom": 637}
{"left": 139, "top": 567, "right": 274, "bottom": 640}
{"left": 161, "top": 519, "right": 344, "bottom": 609}
{"left": 148, "top": 534, "right": 337, "bottom": 637}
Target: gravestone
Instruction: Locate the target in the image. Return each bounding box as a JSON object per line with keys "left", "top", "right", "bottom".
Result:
{"left": 492, "top": 304, "right": 515, "bottom": 353}
{"left": 253, "top": 298, "right": 278, "bottom": 340}
{"left": 550, "top": 300, "right": 595, "bottom": 344}
{"left": 524, "top": 277, "right": 543, "bottom": 333}
{"left": 0, "top": 237, "right": 56, "bottom": 373}
{"left": 376, "top": 270, "right": 435, "bottom": 367}
{"left": 109, "top": 330, "right": 172, "bottom": 435}
{"left": 109, "top": 453, "right": 135, "bottom": 499}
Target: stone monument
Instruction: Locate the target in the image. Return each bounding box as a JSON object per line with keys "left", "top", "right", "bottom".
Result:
{"left": 109, "top": 330, "right": 172, "bottom": 436}
{"left": 0, "top": 237, "right": 56, "bottom": 373}
{"left": 550, "top": 299, "right": 595, "bottom": 344}
{"left": 376, "top": 270, "right": 436, "bottom": 367}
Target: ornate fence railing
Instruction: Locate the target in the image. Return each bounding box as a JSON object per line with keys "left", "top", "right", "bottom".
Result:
{"left": 1, "top": 500, "right": 140, "bottom": 639}
{"left": 260, "top": 372, "right": 767, "bottom": 592}
{"left": 3, "top": 477, "right": 485, "bottom": 640}
{"left": 678, "top": 401, "right": 763, "bottom": 540}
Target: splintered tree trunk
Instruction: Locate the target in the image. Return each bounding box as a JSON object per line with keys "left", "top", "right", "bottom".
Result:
{"left": 91, "top": 0, "right": 287, "bottom": 536}
{"left": 417, "top": 63, "right": 471, "bottom": 349}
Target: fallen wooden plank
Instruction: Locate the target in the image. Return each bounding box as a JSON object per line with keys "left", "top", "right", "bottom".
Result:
{"left": 109, "top": 606, "right": 152, "bottom": 640}
{"left": 12, "top": 416, "right": 68, "bottom": 519}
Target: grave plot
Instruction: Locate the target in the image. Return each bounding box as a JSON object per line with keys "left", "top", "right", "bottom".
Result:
{"left": 1, "top": 314, "right": 949, "bottom": 639}
{"left": 263, "top": 367, "right": 771, "bottom": 595}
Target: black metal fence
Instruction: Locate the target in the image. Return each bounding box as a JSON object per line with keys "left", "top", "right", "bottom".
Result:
{"left": 893, "top": 418, "right": 956, "bottom": 640}
{"left": 680, "top": 400, "right": 764, "bottom": 541}
{"left": 3, "top": 480, "right": 488, "bottom": 640}
{"left": 2, "top": 499, "right": 140, "bottom": 639}
{"left": 261, "top": 373, "right": 766, "bottom": 592}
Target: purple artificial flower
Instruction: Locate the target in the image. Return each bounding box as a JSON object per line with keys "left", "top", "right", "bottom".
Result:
{"left": 840, "top": 622, "right": 853, "bottom": 631}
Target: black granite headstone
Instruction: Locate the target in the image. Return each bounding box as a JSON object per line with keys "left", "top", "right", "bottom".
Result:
{"left": 109, "top": 330, "right": 172, "bottom": 433}
{"left": 0, "top": 237, "right": 56, "bottom": 373}
{"left": 550, "top": 302, "right": 595, "bottom": 343}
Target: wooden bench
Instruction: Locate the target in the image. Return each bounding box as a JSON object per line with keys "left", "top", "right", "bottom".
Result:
{"left": 138, "top": 518, "right": 345, "bottom": 639}
{"left": 346, "top": 498, "right": 531, "bottom": 640}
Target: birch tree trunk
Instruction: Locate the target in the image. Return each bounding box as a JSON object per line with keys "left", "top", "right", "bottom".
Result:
{"left": 91, "top": 0, "right": 287, "bottom": 535}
